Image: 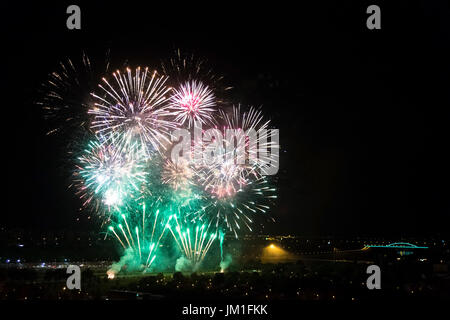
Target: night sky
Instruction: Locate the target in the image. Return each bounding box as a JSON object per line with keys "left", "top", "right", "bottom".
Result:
{"left": 3, "top": 1, "right": 450, "bottom": 237}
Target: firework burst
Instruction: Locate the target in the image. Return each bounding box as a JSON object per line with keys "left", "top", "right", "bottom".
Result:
{"left": 37, "top": 52, "right": 109, "bottom": 135}
{"left": 199, "top": 158, "right": 249, "bottom": 199}
{"left": 190, "top": 104, "right": 279, "bottom": 237}
{"left": 168, "top": 80, "right": 216, "bottom": 127}
{"left": 89, "top": 67, "right": 176, "bottom": 154}
{"left": 161, "top": 49, "right": 232, "bottom": 107}
{"left": 197, "top": 104, "right": 278, "bottom": 198}
{"left": 73, "top": 137, "right": 147, "bottom": 216}
{"left": 162, "top": 157, "right": 195, "bottom": 192}
{"left": 219, "top": 105, "right": 279, "bottom": 174}
{"left": 198, "top": 172, "right": 277, "bottom": 238}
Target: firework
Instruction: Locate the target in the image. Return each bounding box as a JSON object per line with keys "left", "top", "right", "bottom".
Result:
{"left": 161, "top": 49, "right": 227, "bottom": 85}
{"left": 107, "top": 202, "right": 172, "bottom": 274}
{"left": 40, "top": 51, "right": 280, "bottom": 275}
{"left": 37, "top": 52, "right": 109, "bottom": 135}
{"left": 89, "top": 67, "right": 176, "bottom": 154}
{"left": 168, "top": 80, "right": 216, "bottom": 127}
{"left": 168, "top": 214, "right": 217, "bottom": 270}
{"left": 161, "top": 49, "right": 232, "bottom": 112}
{"left": 199, "top": 157, "right": 250, "bottom": 199}
{"left": 73, "top": 136, "right": 147, "bottom": 216}
{"left": 198, "top": 174, "right": 277, "bottom": 238}
{"left": 183, "top": 104, "right": 279, "bottom": 236}
{"left": 194, "top": 104, "right": 278, "bottom": 198}
{"left": 162, "top": 157, "right": 195, "bottom": 192}
{"left": 219, "top": 105, "right": 279, "bottom": 174}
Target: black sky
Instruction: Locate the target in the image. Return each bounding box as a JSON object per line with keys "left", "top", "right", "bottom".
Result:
{"left": 3, "top": 1, "right": 450, "bottom": 237}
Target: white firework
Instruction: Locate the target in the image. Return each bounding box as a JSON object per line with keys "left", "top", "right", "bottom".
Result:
{"left": 89, "top": 67, "right": 176, "bottom": 154}
{"left": 162, "top": 158, "right": 194, "bottom": 192}
{"left": 219, "top": 105, "right": 279, "bottom": 174}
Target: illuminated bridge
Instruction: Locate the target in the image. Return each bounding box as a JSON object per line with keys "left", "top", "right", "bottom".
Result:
{"left": 364, "top": 242, "right": 428, "bottom": 249}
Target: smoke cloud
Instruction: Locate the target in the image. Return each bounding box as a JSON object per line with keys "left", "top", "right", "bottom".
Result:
{"left": 219, "top": 254, "right": 232, "bottom": 271}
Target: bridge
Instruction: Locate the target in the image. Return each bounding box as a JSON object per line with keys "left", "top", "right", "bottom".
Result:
{"left": 364, "top": 242, "right": 428, "bottom": 249}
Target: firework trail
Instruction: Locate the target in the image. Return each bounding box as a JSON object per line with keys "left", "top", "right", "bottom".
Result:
{"left": 107, "top": 202, "right": 172, "bottom": 276}
{"left": 219, "top": 230, "right": 225, "bottom": 262}
{"left": 89, "top": 67, "right": 176, "bottom": 154}
{"left": 168, "top": 214, "right": 217, "bottom": 270}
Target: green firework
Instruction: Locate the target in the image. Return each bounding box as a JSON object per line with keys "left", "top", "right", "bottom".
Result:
{"left": 168, "top": 214, "right": 218, "bottom": 270}
{"left": 107, "top": 201, "right": 172, "bottom": 271}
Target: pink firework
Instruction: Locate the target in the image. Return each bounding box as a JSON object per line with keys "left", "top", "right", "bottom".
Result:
{"left": 169, "top": 80, "right": 216, "bottom": 127}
